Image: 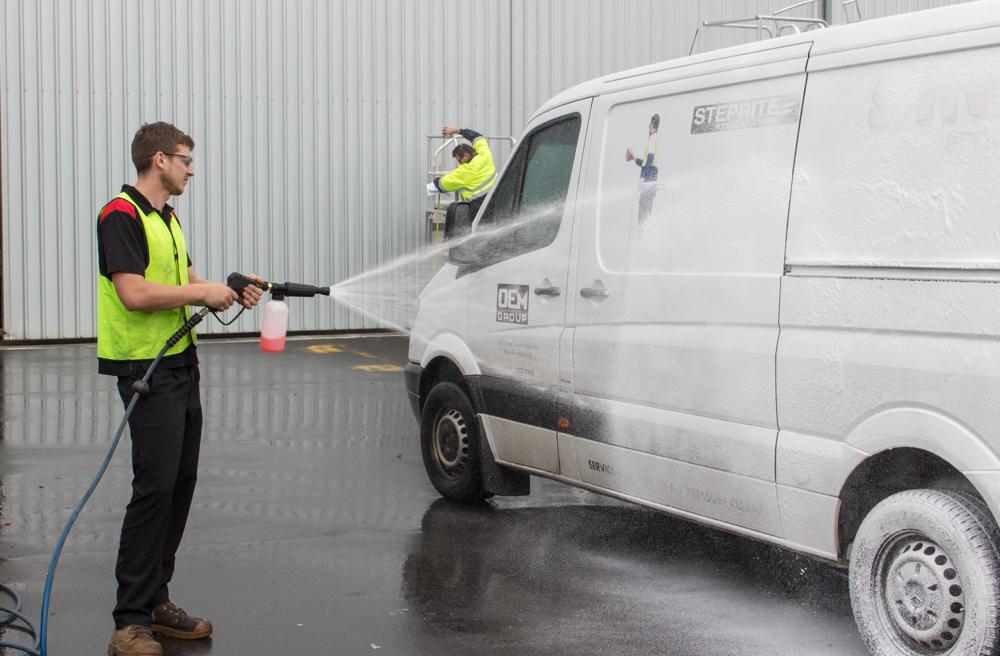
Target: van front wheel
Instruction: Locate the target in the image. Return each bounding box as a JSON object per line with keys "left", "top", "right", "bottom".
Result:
{"left": 849, "top": 489, "right": 1000, "bottom": 656}
{"left": 420, "top": 382, "right": 485, "bottom": 503}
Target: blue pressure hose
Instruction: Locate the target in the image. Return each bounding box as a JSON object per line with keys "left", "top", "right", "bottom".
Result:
{"left": 0, "top": 308, "right": 211, "bottom": 656}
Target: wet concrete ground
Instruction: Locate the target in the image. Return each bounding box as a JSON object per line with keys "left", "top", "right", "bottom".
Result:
{"left": 0, "top": 335, "right": 868, "bottom": 655}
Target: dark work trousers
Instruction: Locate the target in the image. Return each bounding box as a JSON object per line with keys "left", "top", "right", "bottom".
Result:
{"left": 468, "top": 195, "right": 485, "bottom": 218}
{"left": 113, "top": 365, "right": 202, "bottom": 628}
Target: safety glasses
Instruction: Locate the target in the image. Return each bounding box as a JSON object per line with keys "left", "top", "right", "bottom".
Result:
{"left": 164, "top": 152, "right": 194, "bottom": 166}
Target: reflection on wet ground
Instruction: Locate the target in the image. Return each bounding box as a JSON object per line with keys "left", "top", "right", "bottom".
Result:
{"left": 0, "top": 336, "right": 866, "bottom": 655}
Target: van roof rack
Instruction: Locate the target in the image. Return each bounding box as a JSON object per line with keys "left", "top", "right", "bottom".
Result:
{"left": 689, "top": 0, "right": 864, "bottom": 55}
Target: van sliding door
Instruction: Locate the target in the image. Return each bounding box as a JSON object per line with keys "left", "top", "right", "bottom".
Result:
{"left": 567, "top": 43, "right": 811, "bottom": 536}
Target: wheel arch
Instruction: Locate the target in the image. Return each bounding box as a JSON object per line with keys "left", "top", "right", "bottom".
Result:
{"left": 838, "top": 447, "right": 981, "bottom": 559}
{"left": 836, "top": 406, "right": 1000, "bottom": 559}
{"left": 418, "top": 332, "right": 481, "bottom": 376}
{"left": 420, "top": 356, "right": 476, "bottom": 413}
{"left": 415, "top": 332, "right": 482, "bottom": 416}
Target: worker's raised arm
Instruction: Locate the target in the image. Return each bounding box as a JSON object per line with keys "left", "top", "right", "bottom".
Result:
{"left": 458, "top": 128, "right": 482, "bottom": 142}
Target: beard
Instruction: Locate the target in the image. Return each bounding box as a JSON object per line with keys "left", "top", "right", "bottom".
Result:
{"left": 160, "top": 171, "right": 186, "bottom": 196}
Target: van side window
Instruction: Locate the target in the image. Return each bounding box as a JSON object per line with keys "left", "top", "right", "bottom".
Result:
{"left": 478, "top": 115, "right": 581, "bottom": 260}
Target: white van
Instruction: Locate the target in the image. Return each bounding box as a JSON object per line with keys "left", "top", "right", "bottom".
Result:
{"left": 404, "top": 3, "right": 1000, "bottom": 653}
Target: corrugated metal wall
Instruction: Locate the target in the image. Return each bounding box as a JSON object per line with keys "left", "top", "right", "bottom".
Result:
{"left": 0, "top": 0, "right": 977, "bottom": 340}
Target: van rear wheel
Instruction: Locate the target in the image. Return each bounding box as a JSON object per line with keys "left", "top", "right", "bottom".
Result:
{"left": 849, "top": 489, "right": 1000, "bottom": 656}
{"left": 420, "top": 382, "right": 486, "bottom": 503}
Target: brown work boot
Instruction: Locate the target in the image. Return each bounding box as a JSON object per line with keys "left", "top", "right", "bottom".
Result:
{"left": 107, "top": 625, "right": 162, "bottom": 656}
{"left": 150, "top": 601, "right": 213, "bottom": 639}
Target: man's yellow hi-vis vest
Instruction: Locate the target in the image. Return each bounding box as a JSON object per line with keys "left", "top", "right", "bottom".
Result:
{"left": 97, "top": 192, "right": 196, "bottom": 362}
{"left": 438, "top": 137, "right": 497, "bottom": 201}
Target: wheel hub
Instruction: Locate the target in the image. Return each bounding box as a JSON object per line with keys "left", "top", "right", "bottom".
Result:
{"left": 433, "top": 408, "right": 469, "bottom": 478}
{"left": 884, "top": 537, "right": 965, "bottom": 652}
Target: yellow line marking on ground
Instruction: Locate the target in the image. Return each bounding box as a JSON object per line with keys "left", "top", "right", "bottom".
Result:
{"left": 352, "top": 364, "right": 404, "bottom": 373}
{"left": 306, "top": 344, "right": 345, "bottom": 353}
{"left": 353, "top": 351, "right": 379, "bottom": 359}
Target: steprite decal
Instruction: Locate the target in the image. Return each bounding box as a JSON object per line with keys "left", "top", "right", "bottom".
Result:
{"left": 691, "top": 94, "right": 802, "bottom": 134}
{"left": 496, "top": 284, "right": 529, "bottom": 324}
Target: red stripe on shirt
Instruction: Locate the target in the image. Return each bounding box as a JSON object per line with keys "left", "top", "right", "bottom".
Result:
{"left": 98, "top": 198, "right": 137, "bottom": 222}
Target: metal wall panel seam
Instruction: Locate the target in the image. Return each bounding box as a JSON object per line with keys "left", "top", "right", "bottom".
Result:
{"left": 28, "top": 0, "right": 40, "bottom": 337}
{"left": 52, "top": 0, "right": 62, "bottom": 337}
{"left": 307, "top": 0, "right": 319, "bottom": 331}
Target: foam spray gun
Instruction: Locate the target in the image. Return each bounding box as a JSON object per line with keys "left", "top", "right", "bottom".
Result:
{"left": 0, "top": 272, "right": 330, "bottom": 656}
{"left": 226, "top": 272, "right": 331, "bottom": 352}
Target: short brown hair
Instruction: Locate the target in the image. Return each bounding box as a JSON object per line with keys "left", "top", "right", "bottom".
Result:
{"left": 131, "top": 122, "right": 195, "bottom": 174}
{"left": 452, "top": 144, "right": 475, "bottom": 160}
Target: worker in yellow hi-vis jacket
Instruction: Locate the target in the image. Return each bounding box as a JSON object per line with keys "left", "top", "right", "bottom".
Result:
{"left": 427, "top": 125, "right": 497, "bottom": 219}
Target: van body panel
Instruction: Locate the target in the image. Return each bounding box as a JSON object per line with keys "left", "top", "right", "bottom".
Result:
{"left": 775, "top": 430, "right": 868, "bottom": 496}
{"left": 536, "top": 41, "right": 814, "bottom": 118}
{"left": 806, "top": 4, "right": 1000, "bottom": 61}
{"left": 570, "top": 394, "right": 777, "bottom": 482}
{"left": 789, "top": 41, "right": 1000, "bottom": 269}
{"left": 775, "top": 485, "right": 840, "bottom": 558}
{"left": 570, "top": 436, "right": 783, "bottom": 536}
{"left": 845, "top": 408, "right": 1000, "bottom": 473}
{"left": 409, "top": 265, "right": 471, "bottom": 371}
{"left": 777, "top": 277, "right": 1000, "bottom": 478}
{"left": 806, "top": 24, "right": 1000, "bottom": 72}
{"left": 415, "top": 331, "right": 480, "bottom": 377}
{"left": 557, "top": 432, "right": 582, "bottom": 481}
{"left": 481, "top": 415, "right": 560, "bottom": 474}
{"left": 558, "top": 327, "right": 574, "bottom": 384}
{"left": 572, "top": 307, "right": 780, "bottom": 428}
{"left": 471, "top": 375, "right": 563, "bottom": 430}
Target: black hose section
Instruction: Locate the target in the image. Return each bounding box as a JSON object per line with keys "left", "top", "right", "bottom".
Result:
{"left": 0, "top": 582, "right": 41, "bottom": 655}
{"left": 165, "top": 308, "right": 210, "bottom": 349}
{"left": 211, "top": 306, "right": 245, "bottom": 326}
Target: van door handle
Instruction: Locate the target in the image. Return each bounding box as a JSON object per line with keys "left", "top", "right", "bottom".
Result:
{"left": 534, "top": 286, "right": 561, "bottom": 297}
{"left": 579, "top": 287, "right": 609, "bottom": 299}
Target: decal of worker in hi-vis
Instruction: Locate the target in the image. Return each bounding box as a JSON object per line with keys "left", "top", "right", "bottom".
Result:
{"left": 625, "top": 113, "right": 661, "bottom": 225}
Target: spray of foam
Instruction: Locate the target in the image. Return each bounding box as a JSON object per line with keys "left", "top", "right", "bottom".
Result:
{"left": 322, "top": 186, "right": 651, "bottom": 332}
{"left": 322, "top": 199, "right": 591, "bottom": 332}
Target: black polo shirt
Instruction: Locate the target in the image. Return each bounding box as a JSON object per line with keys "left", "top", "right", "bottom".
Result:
{"left": 97, "top": 185, "right": 198, "bottom": 376}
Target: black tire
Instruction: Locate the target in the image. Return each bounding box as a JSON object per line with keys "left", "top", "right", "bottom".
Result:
{"left": 420, "top": 382, "right": 485, "bottom": 502}
{"left": 849, "top": 489, "right": 1000, "bottom": 656}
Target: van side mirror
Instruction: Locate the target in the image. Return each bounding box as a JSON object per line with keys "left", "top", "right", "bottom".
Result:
{"left": 444, "top": 202, "right": 474, "bottom": 240}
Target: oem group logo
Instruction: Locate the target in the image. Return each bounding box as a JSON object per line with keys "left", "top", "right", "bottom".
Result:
{"left": 496, "top": 284, "right": 529, "bottom": 324}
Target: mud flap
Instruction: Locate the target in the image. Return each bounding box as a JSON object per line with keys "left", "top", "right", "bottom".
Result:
{"left": 478, "top": 418, "right": 531, "bottom": 496}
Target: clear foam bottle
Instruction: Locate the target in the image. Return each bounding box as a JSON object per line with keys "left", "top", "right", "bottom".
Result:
{"left": 260, "top": 295, "right": 288, "bottom": 352}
